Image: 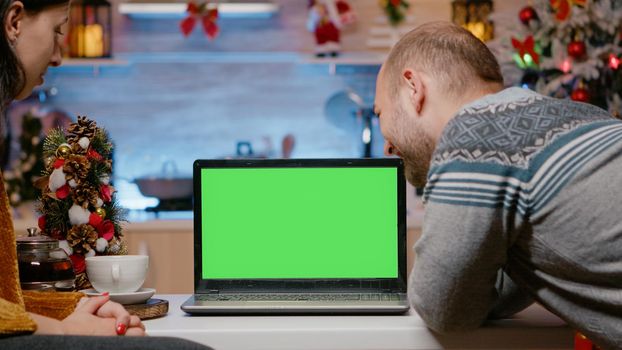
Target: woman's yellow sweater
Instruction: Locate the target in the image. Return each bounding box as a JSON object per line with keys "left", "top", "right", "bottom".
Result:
{"left": 0, "top": 175, "right": 83, "bottom": 335}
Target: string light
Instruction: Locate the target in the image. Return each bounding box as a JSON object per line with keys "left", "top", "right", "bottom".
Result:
{"left": 609, "top": 54, "right": 620, "bottom": 70}
{"left": 561, "top": 58, "right": 572, "bottom": 73}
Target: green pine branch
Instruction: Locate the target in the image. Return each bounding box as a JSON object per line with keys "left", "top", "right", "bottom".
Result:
{"left": 91, "top": 129, "right": 113, "bottom": 159}
{"left": 38, "top": 196, "right": 72, "bottom": 234}
{"left": 42, "top": 128, "right": 67, "bottom": 159}
{"left": 104, "top": 198, "right": 127, "bottom": 238}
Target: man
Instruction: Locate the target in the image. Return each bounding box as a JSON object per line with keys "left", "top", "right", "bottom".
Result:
{"left": 374, "top": 21, "right": 621, "bottom": 349}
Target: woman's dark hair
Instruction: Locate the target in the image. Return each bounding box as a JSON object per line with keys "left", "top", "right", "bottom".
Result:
{"left": 0, "top": 0, "right": 69, "bottom": 115}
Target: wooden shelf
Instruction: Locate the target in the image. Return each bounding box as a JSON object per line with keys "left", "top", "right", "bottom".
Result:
{"left": 118, "top": 1, "right": 279, "bottom": 18}
{"left": 303, "top": 52, "right": 385, "bottom": 75}
{"left": 57, "top": 58, "right": 130, "bottom": 76}
{"left": 55, "top": 52, "right": 385, "bottom": 76}
{"left": 61, "top": 58, "right": 129, "bottom": 67}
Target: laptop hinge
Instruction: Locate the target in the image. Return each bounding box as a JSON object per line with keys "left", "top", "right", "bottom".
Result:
{"left": 208, "top": 290, "right": 219, "bottom": 294}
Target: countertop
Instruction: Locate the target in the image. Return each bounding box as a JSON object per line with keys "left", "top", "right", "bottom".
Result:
{"left": 144, "top": 294, "right": 573, "bottom": 350}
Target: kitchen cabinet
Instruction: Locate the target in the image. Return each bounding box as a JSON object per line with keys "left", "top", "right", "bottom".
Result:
{"left": 121, "top": 219, "right": 194, "bottom": 293}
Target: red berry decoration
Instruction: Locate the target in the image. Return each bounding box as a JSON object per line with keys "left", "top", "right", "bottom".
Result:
{"left": 519, "top": 6, "right": 538, "bottom": 25}
{"left": 571, "top": 87, "right": 590, "bottom": 102}
{"left": 567, "top": 41, "right": 586, "bottom": 59}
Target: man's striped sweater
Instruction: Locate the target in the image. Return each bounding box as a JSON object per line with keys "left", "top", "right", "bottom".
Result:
{"left": 410, "top": 87, "right": 622, "bottom": 349}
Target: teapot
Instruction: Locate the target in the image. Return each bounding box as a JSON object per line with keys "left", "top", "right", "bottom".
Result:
{"left": 16, "top": 228, "right": 75, "bottom": 291}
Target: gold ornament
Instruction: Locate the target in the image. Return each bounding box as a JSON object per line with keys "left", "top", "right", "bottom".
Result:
{"left": 56, "top": 143, "right": 72, "bottom": 158}
{"left": 95, "top": 207, "right": 106, "bottom": 219}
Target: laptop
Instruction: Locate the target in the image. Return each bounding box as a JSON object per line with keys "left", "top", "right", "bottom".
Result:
{"left": 181, "top": 158, "right": 410, "bottom": 314}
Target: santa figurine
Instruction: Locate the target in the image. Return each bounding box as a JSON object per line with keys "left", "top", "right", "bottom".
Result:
{"left": 307, "top": 0, "right": 355, "bottom": 58}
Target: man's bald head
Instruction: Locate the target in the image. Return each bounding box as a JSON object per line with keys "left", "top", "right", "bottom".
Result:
{"left": 384, "top": 21, "right": 503, "bottom": 98}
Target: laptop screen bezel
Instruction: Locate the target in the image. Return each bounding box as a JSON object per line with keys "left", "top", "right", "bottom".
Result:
{"left": 193, "top": 158, "right": 407, "bottom": 293}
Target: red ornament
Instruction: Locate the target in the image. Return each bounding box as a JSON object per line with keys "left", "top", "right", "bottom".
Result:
{"left": 70, "top": 254, "right": 86, "bottom": 274}
{"left": 100, "top": 184, "right": 112, "bottom": 203}
{"left": 571, "top": 87, "right": 590, "bottom": 102}
{"left": 53, "top": 159, "right": 65, "bottom": 169}
{"left": 89, "top": 212, "right": 103, "bottom": 228}
{"left": 574, "top": 332, "right": 596, "bottom": 350}
{"left": 56, "top": 184, "right": 70, "bottom": 199}
{"left": 87, "top": 148, "right": 103, "bottom": 161}
{"left": 38, "top": 215, "right": 46, "bottom": 231}
{"left": 88, "top": 212, "right": 114, "bottom": 241}
{"left": 97, "top": 220, "right": 115, "bottom": 241}
{"left": 519, "top": 6, "right": 538, "bottom": 25}
{"left": 567, "top": 40, "right": 586, "bottom": 59}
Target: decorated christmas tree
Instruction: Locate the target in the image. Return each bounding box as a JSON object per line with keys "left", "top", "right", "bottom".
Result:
{"left": 4, "top": 112, "right": 45, "bottom": 207}
{"left": 36, "top": 116, "right": 126, "bottom": 290}
{"left": 498, "top": 0, "right": 622, "bottom": 116}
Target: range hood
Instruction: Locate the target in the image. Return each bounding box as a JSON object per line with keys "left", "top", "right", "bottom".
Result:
{"left": 119, "top": 0, "right": 279, "bottom": 19}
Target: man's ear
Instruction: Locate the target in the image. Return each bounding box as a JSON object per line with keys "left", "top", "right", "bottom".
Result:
{"left": 4, "top": 1, "right": 25, "bottom": 44}
{"left": 401, "top": 69, "right": 425, "bottom": 115}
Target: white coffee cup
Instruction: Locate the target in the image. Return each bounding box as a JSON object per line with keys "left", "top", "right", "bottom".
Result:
{"left": 86, "top": 255, "right": 149, "bottom": 293}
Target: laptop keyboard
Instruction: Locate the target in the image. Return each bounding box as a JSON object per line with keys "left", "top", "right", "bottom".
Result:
{"left": 197, "top": 293, "right": 405, "bottom": 302}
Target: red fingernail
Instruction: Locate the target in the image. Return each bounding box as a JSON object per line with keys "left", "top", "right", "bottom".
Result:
{"left": 102, "top": 292, "right": 110, "bottom": 296}
{"left": 116, "top": 323, "right": 127, "bottom": 335}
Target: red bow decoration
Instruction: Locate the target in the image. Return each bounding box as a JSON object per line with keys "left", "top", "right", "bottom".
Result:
{"left": 550, "top": 0, "right": 587, "bottom": 21}
{"left": 89, "top": 213, "right": 115, "bottom": 241}
{"left": 87, "top": 148, "right": 103, "bottom": 161}
{"left": 53, "top": 159, "right": 65, "bottom": 169}
{"left": 56, "top": 184, "right": 70, "bottom": 199}
{"left": 100, "top": 184, "right": 112, "bottom": 203}
{"left": 180, "top": 1, "right": 219, "bottom": 40}
{"left": 512, "top": 35, "right": 540, "bottom": 66}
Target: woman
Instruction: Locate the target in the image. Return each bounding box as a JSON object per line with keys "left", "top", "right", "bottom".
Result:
{"left": 1, "top": 1, "right": 209, "bottom": 348}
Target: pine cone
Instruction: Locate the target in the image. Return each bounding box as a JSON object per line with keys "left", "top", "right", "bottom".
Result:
{"left": 107, "top": 237, "right": 128, "bottom": 255}
{"left": 67, "top": 116, "right": 97, "bottom": 146}
{"left": 73, "top": 183, "right": 100, "bottom": 208}
{"left": 63, "top": 154, "right": 91, "bottom": 183}
{"left": 75, "top": 272, "right": 93, "bottom": 290}
{"left": 67, "top": 224, "right": 98, "bottom": 255}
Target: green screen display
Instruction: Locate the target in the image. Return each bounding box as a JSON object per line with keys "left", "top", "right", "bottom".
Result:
{"left": 201, "top": 167, "right": 398, "bottom": 279}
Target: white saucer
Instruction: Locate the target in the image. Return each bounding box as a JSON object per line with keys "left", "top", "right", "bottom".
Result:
{"left": 81, "top": 288, "right": 156, "bottom": 305}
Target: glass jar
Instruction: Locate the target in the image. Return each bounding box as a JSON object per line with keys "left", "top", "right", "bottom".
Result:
{"left": 16, "top": 228, "right": 75, "bottom": 291}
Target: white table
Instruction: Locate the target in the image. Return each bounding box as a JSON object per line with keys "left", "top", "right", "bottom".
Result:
{"left": 144, "top": 295, "right": 574, "bottom": 350}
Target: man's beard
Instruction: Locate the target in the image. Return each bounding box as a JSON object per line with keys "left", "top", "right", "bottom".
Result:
{"left": 390, "top": 107, "right": 436, "bottom": 189}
